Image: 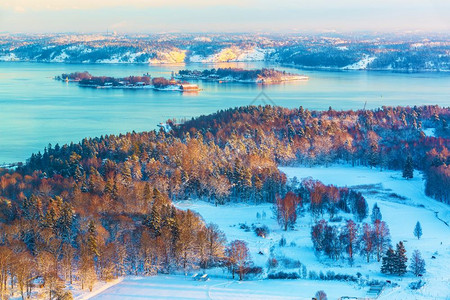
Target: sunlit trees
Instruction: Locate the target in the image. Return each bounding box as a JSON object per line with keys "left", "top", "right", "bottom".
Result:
{"left": 342, "top": 219, "right": 358, "bottom": 263}
{"left": 360, "top": 223, "right": 375, "bottom": 263}
{"left": 373, "top": 220, "right": 391, "bottom": 262}
{"left": 226, "top": 240, "right": 250, "bottom": 281}
{"left": 275, "top": 192, "right": 300, "bottom": 231}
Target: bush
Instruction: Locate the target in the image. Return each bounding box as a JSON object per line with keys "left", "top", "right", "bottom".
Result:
{"left": 280, "top": 257, "right": 302, "bottom": 268}
{"left": 239, "top": 223, "right": 251, "bottom": 232}
{"left": 267, "top": 257, "right": 279, "bottom": 269}
{"left": 267, "top": 271, "right": 300, "bottom": 279}
{"left": 244, "top": 266, "right": 263, "bottom": 278}
{"left": 309, "top": 270, "right": 319, "bottom": 280}
{"left": 409, "top": 280, "right": 425, "bottom": 290}
{"left": 254, "top": 225, "right": 270, "bottom": 238}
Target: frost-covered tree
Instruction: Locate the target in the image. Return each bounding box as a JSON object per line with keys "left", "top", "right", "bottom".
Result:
{"left": 414, "top": 221, "right": 422, "bottom": 240}
{"left": 410, "top": 250, "right": 426, "bottom": 276}
{"left": 315, "top": 290, "right": 328, "bottom": 300}
{"left": 402, "top": 155, "right": 414, "bottom": 179}
{"left": 226, "top": 240, "right": 251, "bottom": 281}
{"left": 275, "top": 192, "right": 300, "bottom": 231}
{"left": 394, "top": 241, "right": 408, "bottom": 276}
{"left": 371, "top": 203, "right": 382, "bottom": 223}
{"left": 342, "top": 219, "right": 358, "bottom": 262}
{"left": 360, "top": 223, "right": 375, "bottom": 262}
{"left": 373, "top": 220, "right": 391, "bottom": 262}
{"left": 381, "top": 247, "right": 396, "bottom": 274}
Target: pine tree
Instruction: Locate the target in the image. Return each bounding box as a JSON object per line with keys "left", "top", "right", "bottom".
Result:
{"left": 381, "top": 247, "right": 396, "bottom": 274}
{"left": 410, "top": 250, "right": 426, "bottom": 276}
{"left": 87, "top": 221, "right": 99, "bottom": 257}
{"left": 394, "top": 241, "right": 408, "bottom": 276}
{"left": 414, "top": 221, "right": 422, "bottom": 240}
{"left": 371, "top": 203, "right": 382, "bottom": 223}
{"left": 149, "top": 205, "right": 161, "bottom": 237}
{"left": 402, "top": 155, "right": 414, "bottom": 179}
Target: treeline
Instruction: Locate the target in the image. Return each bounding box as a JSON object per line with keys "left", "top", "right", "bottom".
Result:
{"left": 178, "top": 68, "right": 293, "bottom": 81}
{"left": 173, "top": 105, "right": 449, "bottom": 203}
{"left": 56, "top": 72, "right": 155, "bottom": 86}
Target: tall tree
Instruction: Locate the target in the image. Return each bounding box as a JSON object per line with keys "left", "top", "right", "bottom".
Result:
{"left": 410, "top": 250, "right": 426, "bottom": 276}
{"left": 226, "top": 240, "right": 250, "bottom": 281}
{"left": 414, "top": 221, "right": 422, "bottom": 240}
{"left": 361, "top": 223, "right": 375, "bottom": 263}
{"left": 373, "top": 220, "right": 391, "bottom": 262}
{"left": 342, "top": 219, "right": 358, "bottom": 263}
{"left": 381, "top": 247, "right": 396, "bottom": 274}
{"left": 394, "top": 241, "right": 408, "bottom": 276}
{"left": 402, "top": 155, "right": 414, "bottom": 179}
{"left": 275, "top": 192, "right": 300, "bottom": 231}
{"left": 371, "top": 203, "right": 382, "bottom": 223}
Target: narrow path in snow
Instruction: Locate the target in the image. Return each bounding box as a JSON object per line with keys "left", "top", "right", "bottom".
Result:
{"left": 75, "top": 277, "right": 124, "bottom": 300}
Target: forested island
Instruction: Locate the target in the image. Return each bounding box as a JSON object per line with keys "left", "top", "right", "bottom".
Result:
{"left": 0, "top": 105, "right": 448, "bottom": 298}
{"left": 176, "top": 68, "right": 308, "bottom": 83}
{"left": 55, "top": 72, "right": 199, "bottom": 91}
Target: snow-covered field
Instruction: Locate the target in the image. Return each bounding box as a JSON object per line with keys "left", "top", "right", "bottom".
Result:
{"left": 89, "top": 276, "right": 365, "bottom": 300}
{"left": 85, "top": 166, "right": 449, "bottom": 300}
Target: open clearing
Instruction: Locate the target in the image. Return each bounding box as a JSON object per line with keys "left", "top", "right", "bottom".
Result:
{"left": 84, "top": 165, "right": 449, "bottom": 300}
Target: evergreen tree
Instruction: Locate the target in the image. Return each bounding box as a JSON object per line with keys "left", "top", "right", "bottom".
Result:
{"left": 410, "top": 250, "right": 426, "bottom": 276}
{"left": 371, "top": 203, "right": 382, "bottom": 223}
{"left": 381, "top": 247, "right": 396, "bottom": 274}
{"left": 394, "top": 241, "right": 408, "bottom": 276}
{"left": 148, "top": 205, "right": 161, "bottom": 237}
{"left": 414, "top": 221, "right": 422, "bottom": 240}
{"left": 56, "top": 202, "right": 74, "bottom": 243}
{"left": 87, "top": 221, "right": 99, "bottom": 257}
{"left": 402, "top": 155, "right": 414, "bottom": 179}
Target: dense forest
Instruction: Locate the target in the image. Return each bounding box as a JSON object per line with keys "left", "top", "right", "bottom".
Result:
{"left": 0, "top": 105, "right": 449, "bottom": 298}
{"left": 177, "top": 68, "right": 299, "bottom": 82}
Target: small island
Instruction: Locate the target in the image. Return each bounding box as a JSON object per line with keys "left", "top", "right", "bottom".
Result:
{"left": 176, "top": 68, "right": 308, "bottom": 84}
{"left": 55, "top": 72, "right": 200, "bottom": 92}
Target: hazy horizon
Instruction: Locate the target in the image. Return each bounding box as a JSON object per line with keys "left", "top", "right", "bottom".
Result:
{"left": 1, "top": 0, "right": 449, "bottom": 34}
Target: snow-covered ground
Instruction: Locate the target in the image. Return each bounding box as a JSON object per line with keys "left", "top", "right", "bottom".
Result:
{"left": 86, "top": 165, "right": 449, "bottom": 300}
{"left": 422, "top": 127, "right": 436, "bottom": 137}
{"left": 344, "top": 55, "right": 376, "bottom": 70}
{"left": 89, "top": 276, "right": 364, "bottom": 300}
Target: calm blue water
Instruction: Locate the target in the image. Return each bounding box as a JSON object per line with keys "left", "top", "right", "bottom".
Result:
{"left": 1, "top": 61, "right": 449, "bottom": 163}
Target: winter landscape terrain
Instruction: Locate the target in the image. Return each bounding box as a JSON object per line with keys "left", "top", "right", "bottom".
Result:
{"left": 1, "top": 33, "right": 449, "bottom": 71}
{"left": 70, "top": 166, "right": 449, "bottom": 300}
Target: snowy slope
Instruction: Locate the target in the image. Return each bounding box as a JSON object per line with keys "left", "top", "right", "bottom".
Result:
{"left": 88, "top": 165, "right": 449, "bottom": 300}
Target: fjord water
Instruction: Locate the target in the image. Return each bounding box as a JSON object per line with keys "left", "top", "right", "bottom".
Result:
{"left": 1, "top": 61, "right": 449, "bottom": 163}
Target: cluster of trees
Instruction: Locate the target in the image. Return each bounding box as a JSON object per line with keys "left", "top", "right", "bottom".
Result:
{"left": 424, "top": 147, "right": 450, "bottom": 203}
{"left": 297, "top": 179, "right": 368, "bottom": 221}
{"left": 173, "top": 105, "right": 449, "bottom": 203}
{"left": 78, "top": 75, "right": 152, "bottom": 87}
{"left": 178, "top": 68, "right": 293, "bottom": 81}
{"left": 381, "top": 241, "right": 408, "bottom": 276}
{"left": 0, "top": 189, "right": 232, "bottom": 298}
{"left": 311, "top": 218, "right": 391, "bottom": 264}
{"left": 56, "top": 71, "right": 92, "bottom": 81}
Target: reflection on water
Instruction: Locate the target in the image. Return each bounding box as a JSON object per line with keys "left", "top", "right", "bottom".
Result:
{"left": 0, "top": 61, "right": 449, "bottom": 163}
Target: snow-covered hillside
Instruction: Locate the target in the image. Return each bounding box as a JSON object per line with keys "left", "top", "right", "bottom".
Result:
{"left": 81, "top": 165, "right": 449, "bottom": 300}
